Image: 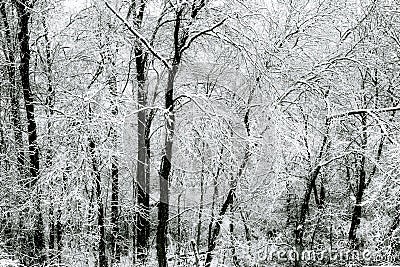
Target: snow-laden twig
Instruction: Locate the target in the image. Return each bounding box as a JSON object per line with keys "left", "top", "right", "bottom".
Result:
{"left": 104, "top": 1, "right": 172, "bottom": 70}
{"left": 180, "top": 17, "right": 229, "bottom": 54}
{"left": 330, "top": 105, "right": 400, "bottom": 118}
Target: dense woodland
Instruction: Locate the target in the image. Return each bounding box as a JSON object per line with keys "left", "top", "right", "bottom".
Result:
{"left": 1, "top": 0, "right": 400, "bottom": 266}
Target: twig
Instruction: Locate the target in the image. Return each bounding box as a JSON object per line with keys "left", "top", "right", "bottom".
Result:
{"left": 104, "top": 1, "right": 171, "bottom": 70}
{"left": 180, "top": 17, "right": 229, "bottom": 54}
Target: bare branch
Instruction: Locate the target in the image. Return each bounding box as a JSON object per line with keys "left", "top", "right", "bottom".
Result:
{"left": 330, "top": 105, "right": 400, "bottom": 119}
{"left": 104, "top": 1, "right": 171, "bottom": 70}
{"left": 180, "top": 17, "right": 228, "bottom": 54}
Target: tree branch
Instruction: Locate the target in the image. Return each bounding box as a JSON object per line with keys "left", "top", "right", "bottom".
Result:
{"left": 330, "top": 105, "right": 400, "bottom": 119}
{"left": 104, "top": 1, "right": 171, "bottom": 70}
{"left": 180, "top": 17, "right": 228, "bottom": 54}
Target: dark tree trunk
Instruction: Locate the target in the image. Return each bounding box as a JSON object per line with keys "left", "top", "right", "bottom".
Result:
{"left": 348, "top": 112, "right": 367, "bottom": 247}
{"left": 155, "top": 8, "right": 188, "bottom": 267}
{"left": 136, "top": 74, "right": 149, "bottom": 256}
{"left": 205, "top": 189, "right": 235, "bottom": 266}
{"left": 207, "top": 148, "right": 223, "bottom": 249}
{"left": 294, "top": 166, "right": 322, "bottom": 267}
{"left": 0, "top": 1, "right": 25, "bottom": 177}
{"left": 49, "top": 203, "right": 55, "bottom": 251}
{"left": 205, "top": 87, "right": 254, "bottom": 267}
{"left": 15, "top": 1, "right": 46, "bottom": 265}
{"left": 130, "top": 0, "right": 151, "bottom": 257}
{"left": 16, "top": 0, "right": 39, "bottom": 186}
{"left": 56, "top": 208, "right": 63, "bottom": 264}
{"left": 109, "top": 65, "right": 121, "bottom": 263}
{"left": 88, "top": 105, "right": 108, "bottom": 267}
{"left": 98, "top": 201, "right": 108, "bottom": 267}
{"left": 156, "top": 64, "right": 178, "bottom": 267}
{"left": 294, "top": 118, "right": 330, "bottom": 267}
{"left": 196, "top": 142, "right": 205, "bottom": 247}
{"left": 191, "top": 240, "right": 200, "bottom": 267}
{"left": 41, "top": 12, "right": 61, "bottom": 262}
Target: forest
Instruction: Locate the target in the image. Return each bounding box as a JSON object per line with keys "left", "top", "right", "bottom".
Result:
{"left": 0, "top": 0, "right": 400, "bottom": 266}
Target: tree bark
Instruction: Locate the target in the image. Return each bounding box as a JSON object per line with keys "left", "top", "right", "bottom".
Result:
{"left": 156, "top": 64, "right": 178, "bottom": 267}
{"left": 130, "top": 0, "right": 151, "bottom": 257}
{"left": 16, "top": 0, "right": 39, "bottom": 186}
{"left": 88, "top": 104, "right": 108, "bottom": 267}
{"left": 109, "top": 62, "right": 121, "bottom": 263}
{"left": 348, "top": 112, "right": 367, "bottom": 247}
{"left": 196, "top": 141, "right": 205, "bottom": 247}
{"left": 207, "top": 147, "right": 223, "bottom": 249}
{"left": 191, "top": 240, "right": 200, "bottom": 267}
{"left": 15, "top": 1, "right": 46, "bottom": 264}
{"left": 294, "top": 118, "right": 330, "bottom": 267}
{"left": 0, "top": 1, "right": 25, "bottom": 178}
{"left": 41, "top": 13, "right": 61, "bottom": 262}
{"left": 205, "top": 85, "right": 255, "bottom": 267}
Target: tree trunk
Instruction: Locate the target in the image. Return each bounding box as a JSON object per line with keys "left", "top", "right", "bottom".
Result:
{"left": 156, "top": 64, "right": 178, "bottom": 267}
{"left": 294, "top": 118, "right": 330, "bottom": 267}
{"left": 0, "top": 1, "right": 25, "bottom": 178}
{"left": 109, "top": 64, "right": 121, "bottom": 263}
{"left": 130, "top": 0, "right": 151, "bottom": 257}
{"left": 56, "top": 208, "right": 63, "bottom": 264}
{"left": 15, "top": 1, "right": 46, "bottom": 264}
{"left": 177, "top": 193, "right": 182, "bottom": 263}
{"left": 136, "top": 73, "right": 149, "bottom": 257}
{"left": 348, "top": 112, "right": 367, "bottom": 247}
{"left": 207, "top": 148, "right": 223, "bottom": 248}
{"left": 205, "top": 87, "right": 254, "bottom": 267}
{"left": 88, "top": 104, "right": 108, "bottom": 267}
{"left": 16, "top": 0, "right": 39, "bottom": 186}
{"left": 196, "top": 141, "right": 205, "bottom": 247}
{"left": 191, "top": 240, "right": 200, "bottom": 267}
{"left": 41, "top": 13, "right": 60, "bottom": 262}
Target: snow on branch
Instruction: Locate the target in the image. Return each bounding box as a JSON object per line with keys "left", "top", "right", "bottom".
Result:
{"left": 180, "top": 17, "right": 229, "bottom": 54}
{"left": 330, "top": 105, "right": 400, "bottom": 119}
{"left": 104, "top": 1, "right": 172, "bottom": 70}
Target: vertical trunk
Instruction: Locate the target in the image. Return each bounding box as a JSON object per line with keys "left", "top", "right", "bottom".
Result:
{"left": 295, "top": 168, "right": 321, "bottom": 262}
{"left": 154, "top": 1, "right": 209, "bottom": 265}
{"left": 229, "top": 218, "right": 239, "bottom": 267}
{"left": 136, "top": 74, "right": 149, "bottom": 256}
{"left": 131, "top": 0, "right": 151, "bottom": 257}
{"left": 207, "top": 148, "right": 223, "bottom": 248}
{"left": 205, "top": 189, "right": 235, "bottom": 266}
{"left": 0, "top": 2, "right": 25, "bottom": 177}
{"left": 196, "top": 142, "right": 205, "bottom": 247}
{"left": 155, "top": 10, "right": 187, "bottom": 266}
{"left": 144, "top": 109, "right": 153, "bottom": 243}
{"left": 135, "top": 52, "right": 150, "bottom": 258}
{"left": 240, "top": 210, "right": 251, "bottom": 242}
{"left": 15, "top": 1, "right": 46, "bottom": 264}
{"left": 42, "top": 13, "right": 60, "bottom": 261}
{"left": 88, "top": 105, "right": 108, "bottom": 267}
{"left": 348, "top": 112, "right": 367, "bottom": 246}
{"left": 319, "top": 179, "right": 325, "bottom": 208}
{"left": 16, "top": 0, "right": 39, "bottom": 186}
{"left": 156, "top": 65, "right": 178, "bottom": 267}
{"left": 294, "top": 118, "right": 330, "bottom": 267}
{"left": 177, "top": 193, "right": 182, "bottom": 262}
{"left": 49, "top": 203, "right": 55, "bottom": 251}
{"left": 98, "top": 200, "right": 107, "bottom": 267}
{"left": 205, "top": 87, "right": 254, "bottom": 267}
{"left": 111, "top": 152, "right": 120, "bottom": 261}
{"left": 191, "top": 240, "right": 200, "bottom": 267}
{"left": 109, "top": 64, "right": 121, "bottom": 263}
{"left": 56, "top": 208, "right": 63, "bottom": 264}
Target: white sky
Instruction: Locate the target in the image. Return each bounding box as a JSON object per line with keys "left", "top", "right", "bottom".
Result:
{"left": 63, "top": 0, "right": 91, "bottom": 12}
